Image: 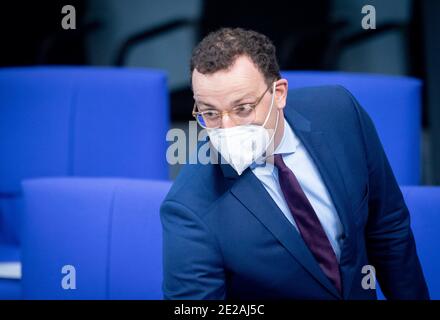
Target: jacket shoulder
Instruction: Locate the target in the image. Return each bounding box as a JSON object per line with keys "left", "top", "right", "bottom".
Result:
{"left": 286, "top": 85, "right": 361, "bottom": 132}
{"left": 161, "top": 160, "right": 229, "bottom": 217}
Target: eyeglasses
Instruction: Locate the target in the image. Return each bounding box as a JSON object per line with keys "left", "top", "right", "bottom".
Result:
{"left": 192, "top": 83, "right": 273, "bottom": 129}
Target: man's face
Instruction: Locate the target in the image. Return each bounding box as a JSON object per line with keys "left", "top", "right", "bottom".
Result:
{"left": 192, "top": 55, "right": 288, "bottom": 130}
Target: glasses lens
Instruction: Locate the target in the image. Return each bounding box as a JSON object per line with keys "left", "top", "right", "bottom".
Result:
{"left": 230, "top": 105, "right": 256, "bottom": 125}
{"left": 194, "top": 103, "right": 257, "bottom": 128}
{"left": 201, "top": 110, "right": 223, "bottom": 128}
{"left": 196, "top": 114, "right": 208, "bottom": 128}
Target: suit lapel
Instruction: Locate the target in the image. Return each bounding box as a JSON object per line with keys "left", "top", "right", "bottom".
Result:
{"left": 230, "top": 168, "right": 341, "bottom": 298}
{"left": 284, "top": 104, "right": 358, "bottom": 299}
{"left": 220, "top": 102, "right": 358, "bottom": 299}
{"left": 294, "top": 130, "right": 357, "bottom": 299}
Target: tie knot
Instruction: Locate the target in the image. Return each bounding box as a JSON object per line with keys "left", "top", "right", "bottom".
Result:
{"left": 273, "top": 154, "right": 288, "bottom": 171}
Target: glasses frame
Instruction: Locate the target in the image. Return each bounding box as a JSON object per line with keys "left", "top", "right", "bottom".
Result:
{"left": 192, "top": 82, "right": 274, "bottom": 129}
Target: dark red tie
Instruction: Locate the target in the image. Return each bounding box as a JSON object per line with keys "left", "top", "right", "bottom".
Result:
{"left": 273, "top": 153, "right": 342, "bottom": 294}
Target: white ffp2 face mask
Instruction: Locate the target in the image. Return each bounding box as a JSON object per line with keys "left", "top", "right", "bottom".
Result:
{"left": 207, "top": 83, "right": 279, "bottom": 175}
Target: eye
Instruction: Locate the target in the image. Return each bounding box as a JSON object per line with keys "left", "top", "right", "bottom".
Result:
{"left": 233, "top": 104, "right": 254, "bottom": 117}
{"left": 202, "top": 110, "right": 220, "bottom": 119}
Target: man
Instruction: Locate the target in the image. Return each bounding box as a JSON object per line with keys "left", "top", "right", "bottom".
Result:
{"left": 160, "top": 28, "right": 429, "bottom": 300}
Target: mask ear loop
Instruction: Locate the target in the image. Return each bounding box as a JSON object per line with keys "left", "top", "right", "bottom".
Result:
{"left": 259, "top": 82, "right": 280, "bottom": 162}
{"left": 262, "top": 82, "right": 277, "bottom": 128}
{"left": 266, "top": 106, "right": 279, "bottom": 152}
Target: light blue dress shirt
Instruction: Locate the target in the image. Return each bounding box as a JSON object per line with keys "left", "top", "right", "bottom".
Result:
{"left": 251, "top": 117, "right": 344, "bottom": 262}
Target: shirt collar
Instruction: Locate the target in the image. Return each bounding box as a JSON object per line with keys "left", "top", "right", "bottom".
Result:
{"left": 250, "top": 117, "right": 300, "bottom": 170}
{"left": 274, "top": 117, "right": 300, "bottom": 155}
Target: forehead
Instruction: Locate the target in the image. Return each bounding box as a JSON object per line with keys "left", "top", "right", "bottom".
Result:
{"left": 192, "top": 55, "right": 266, "bottom": 98}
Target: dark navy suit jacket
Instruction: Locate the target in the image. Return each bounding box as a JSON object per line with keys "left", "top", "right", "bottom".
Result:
{"left": 160, "top": 85, "right": 429, "bottom": 300}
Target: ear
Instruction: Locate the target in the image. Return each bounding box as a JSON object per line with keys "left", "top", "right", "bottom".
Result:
{"left": 275, "top": 78, "right": 288, "bottom": 109}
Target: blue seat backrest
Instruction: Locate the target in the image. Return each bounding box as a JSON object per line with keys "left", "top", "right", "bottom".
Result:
{"left": 0, "top": 67, "right": 170, "bottom": 244}
{"left": 282, "top": 71, "right": 421, "bottom": 185}
{"left": 21, "top": 178, "right": 172, "bottom": 299}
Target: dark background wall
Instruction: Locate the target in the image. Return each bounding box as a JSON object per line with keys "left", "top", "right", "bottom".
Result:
{"left": 0, "top": 0, "right": 438, "bottom": 184}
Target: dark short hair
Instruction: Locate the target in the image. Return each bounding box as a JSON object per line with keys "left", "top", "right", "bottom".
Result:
{"left": 190, "top": 28, "right": 281, "bottom": 86}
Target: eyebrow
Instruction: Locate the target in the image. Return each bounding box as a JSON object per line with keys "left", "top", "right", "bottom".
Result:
{"left": 231, "top": 93, "right": 256, "bottom": 105}
{"left": 195, "top": 101, "right": 218, "bottom": 111}
{"left": 195, "top": 92, "right": 257, "bottom": 111}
